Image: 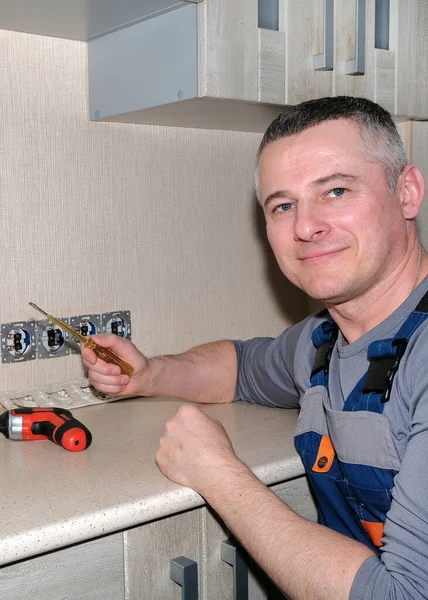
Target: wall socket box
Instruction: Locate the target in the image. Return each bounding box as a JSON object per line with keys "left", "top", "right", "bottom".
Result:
{"left": 1, "top": 321, "right": 37, "bottom": 363}
{"left": 69, "top": 314, "right": 101, "bottom": 354}
{"left": 101, "top": 311, "right": 131, "bottom": 338}
{"left": 0, "top": 310, "right": 131, "bottom": 365}
{"left": 35, "top": 317, "right": 71, "bottom": 360}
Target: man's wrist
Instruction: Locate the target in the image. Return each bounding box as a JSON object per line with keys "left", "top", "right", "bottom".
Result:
{"left": 139, "top": 356, "right": 164, "bottom": 397}
{"left": 199, "top": 457, "right": 256, "bottom": 504}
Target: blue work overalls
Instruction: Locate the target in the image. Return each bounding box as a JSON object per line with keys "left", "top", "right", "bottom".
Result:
{"left": 294, "top": 292, "right": 428, "bottom": 552}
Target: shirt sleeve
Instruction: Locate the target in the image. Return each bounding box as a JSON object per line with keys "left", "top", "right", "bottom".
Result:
{"left": 350, "top": 342, "right": 428, "bottom": 600}
{"left": 233, "top": 318, "right": 311, "bottom": 408}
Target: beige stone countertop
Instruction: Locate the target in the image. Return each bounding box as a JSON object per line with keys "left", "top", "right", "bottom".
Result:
{"left": 0, "top": 398, "right": 303, "bottom": 566}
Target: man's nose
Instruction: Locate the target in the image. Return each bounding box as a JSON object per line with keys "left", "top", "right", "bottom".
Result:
{"left": 293, "top": 203, "right": 330, "bottom": 242}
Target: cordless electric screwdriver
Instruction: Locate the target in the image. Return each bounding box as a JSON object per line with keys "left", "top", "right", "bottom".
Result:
{"left": 0, "top": 407, "right": 92, "bottom": 452}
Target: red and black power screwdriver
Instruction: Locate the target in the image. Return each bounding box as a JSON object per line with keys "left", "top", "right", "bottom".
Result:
{"left": 0, "top": 407, "right": 92, "bottom": 452}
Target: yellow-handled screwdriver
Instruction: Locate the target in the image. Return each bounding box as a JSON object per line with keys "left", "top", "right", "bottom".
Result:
{"left": 29, "top": 303, "right": 134, "bottom": 377}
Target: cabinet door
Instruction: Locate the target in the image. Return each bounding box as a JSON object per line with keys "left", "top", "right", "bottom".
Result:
{"left": 199, "top": 0, "right": 258, "bottom": 103}
{"left": 202, "top": 476, "right": 317, "bottom": 600}
{"left": 200, "top": 0, "right": 333, "bottom": 107}
{"left": 333, "top": 0, "right": 396, "bottom": 114}
{"left": 124, "top": 507, "right": 203, "bottom": 600}
{"left": 0, "top": 533, "right": 125, "bottom": 600}
{"left": 394, "top": 0, "right": 428, "bottom": 119}
{"left": 202, "top": 505, "right": 270, "bottom": 600}
{"left": 284, "top": 0, "right": 334, "bottom": 105}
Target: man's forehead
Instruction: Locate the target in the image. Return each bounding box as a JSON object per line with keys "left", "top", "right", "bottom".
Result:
{"left": 260, "top": 119, "right": 362, "bottom": 160}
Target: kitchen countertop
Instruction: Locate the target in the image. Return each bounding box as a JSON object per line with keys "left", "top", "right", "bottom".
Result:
{"left": 0, "top": 397, "right": 303, "bottom": 566}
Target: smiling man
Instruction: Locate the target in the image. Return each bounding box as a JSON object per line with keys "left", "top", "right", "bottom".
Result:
{"left": 83, "top": 97, "right": 428, "bottom": 599}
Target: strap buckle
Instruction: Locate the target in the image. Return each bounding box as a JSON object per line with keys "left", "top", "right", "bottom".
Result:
{"left": 381, "top": 338, "right": 408, "bottom": 403}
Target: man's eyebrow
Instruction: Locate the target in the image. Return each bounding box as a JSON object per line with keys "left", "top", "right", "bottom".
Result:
{"left": 311, "top": 172, "right": 362, "bottom": 186}
{"left": 262, "top": 173, "right": 361, "bottom": 207}
{"left": 262, "top": 190, "right": 290, "bottom": 208}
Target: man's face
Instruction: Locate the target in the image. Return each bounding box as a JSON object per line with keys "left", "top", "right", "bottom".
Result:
{"left": 258, "top": 119, "right": 412, "bottom": 305}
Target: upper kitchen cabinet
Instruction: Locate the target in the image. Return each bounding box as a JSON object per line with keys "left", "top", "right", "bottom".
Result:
{"left": 88, "top": 0, "right": 428, "bottom": 130}
{"left": 88, "top": 0, "right": 334, "bottom": 132}
{"left": 334, "top": 0, "right": 428, "bottom": 119}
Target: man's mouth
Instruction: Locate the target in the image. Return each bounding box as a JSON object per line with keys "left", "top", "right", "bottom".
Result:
{"left": 299, "top": 248, "right": 345, "bottom": 262}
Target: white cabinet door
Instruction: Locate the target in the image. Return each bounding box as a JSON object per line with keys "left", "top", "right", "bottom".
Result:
{"left": 124, "top": 507, "right": 203, "bottom": 600}
{"left": 0, "top": 533, "right": 125, "bottom": 600}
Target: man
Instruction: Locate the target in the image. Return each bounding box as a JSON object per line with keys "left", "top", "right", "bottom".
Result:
{"left": 82, "top": 97, "right": 428, "bottom": 599}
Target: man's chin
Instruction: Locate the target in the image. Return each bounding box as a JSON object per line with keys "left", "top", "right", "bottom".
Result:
{"left": 303, "top": 283, "right": 348, "bottom": 305}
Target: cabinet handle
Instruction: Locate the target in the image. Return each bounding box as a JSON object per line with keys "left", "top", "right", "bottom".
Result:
{"left": 221, "top": 539, "right": 249, "bottom": 600}
{"left": 313, "top": 0, "right": 334, "bottom": 71}
{"left": 170, "top": 556, "right": 199, "bottom": 600}
{"left": 375, "top": 0, "right": 390, "bottom": 50}
{"left": 345, "top": 0, "right": 366, "bottom": 75}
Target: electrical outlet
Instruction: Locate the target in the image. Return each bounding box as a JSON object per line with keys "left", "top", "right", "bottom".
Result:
{"left": 69, "top": 313, "right": 101, "bottom": 354}
{"left": 1, "top": 320, "right": 37, "bottom": 363}
{"left": 101, "top": 311, "right": 131, "bottom": 339}
{"left": 35, "top": 318, "right": 70, "bottom": 359}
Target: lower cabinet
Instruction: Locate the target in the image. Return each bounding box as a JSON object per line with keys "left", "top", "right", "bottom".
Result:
{"left": 0, "top": 476, "right": 317, "bottom": 600}
{"left": 124, "top": 475, "right": 317, "bottom": 600}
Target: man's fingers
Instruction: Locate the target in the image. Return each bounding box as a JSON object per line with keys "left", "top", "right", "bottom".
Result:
{"left": 88, "top": 369, "right": 129, "bottom": 388}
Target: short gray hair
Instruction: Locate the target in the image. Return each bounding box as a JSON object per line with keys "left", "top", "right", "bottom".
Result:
{"left": 255, "top": 96, "right": 408, "bottom": 198}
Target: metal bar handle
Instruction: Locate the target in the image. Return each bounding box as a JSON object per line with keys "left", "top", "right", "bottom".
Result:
{"left": 375, "top": 0, "right": 390, "bottom": 50}
{"left": 313, "top": 0, "right": 334, "bottom": 71}
{"left": 170, "top": 556, "right": 199, "bottom": 600}
{"left": 221, "top": 539, "right": 249, "bottom": 600}
{"left": 345, "top": 0, "right": 366, "bottom": 75}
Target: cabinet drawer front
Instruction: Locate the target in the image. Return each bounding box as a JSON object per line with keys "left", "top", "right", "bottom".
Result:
{"left": 125, "top": 508, "right": 203, "bottom": 600}
{"left": 0, "top": 533, "right": 125, "bottom": 600}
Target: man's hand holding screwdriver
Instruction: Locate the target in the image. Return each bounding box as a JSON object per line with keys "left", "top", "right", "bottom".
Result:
{"left": 81, "top": 334, "right": 151, "bottom": 398}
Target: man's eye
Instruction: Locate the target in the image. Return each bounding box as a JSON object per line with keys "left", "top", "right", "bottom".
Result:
{"left": 329, "top": 187, "right": 346, "bottom": 197}
{"left": 274, "top": 202, "right": 292, "bottom": 213}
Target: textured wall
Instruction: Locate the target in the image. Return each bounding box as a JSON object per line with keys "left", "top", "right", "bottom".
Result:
{"left": 0, "top": 29, "right": 307, "bottom": 392}
{"left": 413, "top": 122, "right": 428, "bottom": 248}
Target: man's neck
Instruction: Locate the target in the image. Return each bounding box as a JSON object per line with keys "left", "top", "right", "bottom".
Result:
{"left": 326, "top": 244, "right": 427, "bottom": 344}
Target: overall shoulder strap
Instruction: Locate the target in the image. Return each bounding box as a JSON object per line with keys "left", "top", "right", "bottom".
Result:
{"left": 347, "top": 290, "right": 428, "bottom": 412}
{"left": 310, "top": 319, "right": 338, "bottom": 388}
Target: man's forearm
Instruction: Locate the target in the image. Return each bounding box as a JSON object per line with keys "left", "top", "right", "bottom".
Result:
{"left": 145, "top": 340, "right": 238, "bottom": 404}
{"left": 203, "top": 460, "right": 374, "bottom": 600}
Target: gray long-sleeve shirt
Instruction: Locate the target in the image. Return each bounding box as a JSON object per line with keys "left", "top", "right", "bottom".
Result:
{"left": 234, "top": 277, "right": 428, "bottom": 599}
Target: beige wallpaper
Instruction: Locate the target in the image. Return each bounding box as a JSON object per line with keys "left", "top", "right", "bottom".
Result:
{"left": 413, "top": 122, "right": 428, "bottom": 248}
{"left": 0, "top": 29, "right": 307, "bottom": 393}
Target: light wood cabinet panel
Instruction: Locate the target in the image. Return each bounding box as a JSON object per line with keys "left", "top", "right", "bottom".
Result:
{"left": 201, "top": 476, "right": 316, "bottom": 600}
{"left": 394, "top": 0, "right": 428, "bottom": 119}
{"left": 124, "top": 508, "right": 203, "bottom": 600}
{"left": 271, "top": 476, "right": 318, "bottom": 523}
{"left": 333, "top": 0, "right": 393, "bottom": 112}
{"left": 203, "top": 504, "right": 278, "bottom": 600}
{"left": 333, "top": 0, "right": 428, "bottom": 118}
{"left": 284, "top": 0, "right": 334, "bottom": 104}
{"left": 0, "top": 533, "right": 125, "bottom": 600}
{"left": 199, "top": 0, "right": 258, "bottom": 102}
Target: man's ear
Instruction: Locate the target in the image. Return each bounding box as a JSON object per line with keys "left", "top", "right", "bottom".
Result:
{"left": 399, "top": 164, "right": 425, "bottom": 220}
